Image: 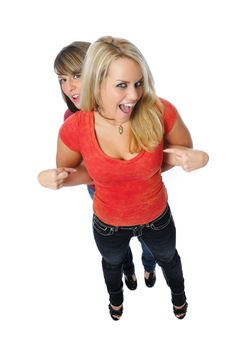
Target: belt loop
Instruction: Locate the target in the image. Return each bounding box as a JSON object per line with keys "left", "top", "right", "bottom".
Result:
{"left": 132, "top": 226, "right": 143, "bottom": 237}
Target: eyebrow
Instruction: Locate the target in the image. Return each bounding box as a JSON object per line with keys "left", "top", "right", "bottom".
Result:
{"left": 57, "top": 74, "right": 67, "bottom": 79}
{"left": 115, "top": 77, "right": 143, "bottom": 83}
{"left": 57, "top": 71, "right": 81, "bottom": 78}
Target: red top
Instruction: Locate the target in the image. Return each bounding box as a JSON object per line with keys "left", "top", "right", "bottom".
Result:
{"left": 59, "top": 98, "right": 177, "bottom": 226}
{"left": 64, "top": 108, "right": 96, "bottom": 192}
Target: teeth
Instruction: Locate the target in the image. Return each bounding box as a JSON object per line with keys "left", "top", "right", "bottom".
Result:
{"left": 72, "top": 94, "right": 79, "bottom": 98}
{"left": 123, "top": 103, "right": 135, "bottom": 108}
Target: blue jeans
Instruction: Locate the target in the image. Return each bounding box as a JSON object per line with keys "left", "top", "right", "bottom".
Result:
{"left": 92, "top": 205, "right": 186, "bottom": 307}
{"left": 87, "top": 185, "right": 156, "bottom": 273}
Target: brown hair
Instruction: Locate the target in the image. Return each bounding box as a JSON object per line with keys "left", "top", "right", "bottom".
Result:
{"left": 54, "top": 41, "right": 91, "bottom": 112}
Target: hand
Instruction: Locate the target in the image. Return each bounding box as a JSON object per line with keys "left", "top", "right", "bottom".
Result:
{"left": 164, "top": 148, "right": 209, "bottom": 172}
{"left": 37, "top": 168, "right": 77, "bottom": 190}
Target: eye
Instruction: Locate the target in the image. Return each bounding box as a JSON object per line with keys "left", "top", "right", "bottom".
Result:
{"left": 58, "top": 77, "right": 66, "bottom": 85}
{"left": 135, "top": 80, "right": 143, "bottom": 88}
{"left": 116, "top": 82, "right": 127, "bottom": 89}
{"left": 73, "top": 74, "right": 81, "bottom": 80}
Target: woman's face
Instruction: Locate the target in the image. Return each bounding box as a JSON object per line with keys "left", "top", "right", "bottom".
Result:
{"left": 58, "top": 73, "right": 81, "bottom": 109}
{"left": 99, "top": 58, "right": 143, "bottom": 124}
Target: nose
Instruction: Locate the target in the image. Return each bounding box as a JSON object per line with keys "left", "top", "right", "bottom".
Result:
{"left": 127, "top": 86, "right": 140, "bottom": 101}
{"left": 64, "top": 77, "right": 76, "bottom": 92}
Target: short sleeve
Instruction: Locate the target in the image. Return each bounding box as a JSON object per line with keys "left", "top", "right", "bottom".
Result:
{"left": 160, "top": 98, "right": 178, "bottom": 134}
{"left": 59, "top": 111, "right": 81, "bottom": 152}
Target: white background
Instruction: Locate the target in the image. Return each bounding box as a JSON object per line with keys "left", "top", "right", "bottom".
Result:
{"left": 0, "top": 0, "right": 249, "bottom": 349}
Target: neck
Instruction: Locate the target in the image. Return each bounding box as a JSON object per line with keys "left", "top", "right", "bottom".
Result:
{"left": 95, "top": 110, "right": 129, "bottom": 135}
{"left": 98, "top": 110, "right": 117, "bottom": 124}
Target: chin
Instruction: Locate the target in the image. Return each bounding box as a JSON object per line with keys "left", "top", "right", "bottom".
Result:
{"left": 120, "top": 112, "right": 131, "bottom": 121}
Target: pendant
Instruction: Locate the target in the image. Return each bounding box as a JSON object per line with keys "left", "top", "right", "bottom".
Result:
{"left": 118, "top": 124, "right": 123, "bottom": 135}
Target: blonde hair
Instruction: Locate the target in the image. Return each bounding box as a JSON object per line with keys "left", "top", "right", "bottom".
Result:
{"left": 54, "top": 41, "right": 91, "bottom": 112}
{"left": 80, "top": 36, "right": 164, "bottom": 152}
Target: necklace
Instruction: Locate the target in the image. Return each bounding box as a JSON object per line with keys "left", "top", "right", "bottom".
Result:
{"left": 118, "top": 124, "right": 124, "bottom": 135}
{"left": 97, "top": 110, "right": 125, "bottom": 135}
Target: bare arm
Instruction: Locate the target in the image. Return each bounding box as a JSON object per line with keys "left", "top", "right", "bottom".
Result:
{"left": 164, "top": 112, "right": 193, "bottom": 149}
{"left": 38, "top": 137, "right": 93, "bottom": 190}
{"left": 56, "top": 136, "right": 82, "bottom": 168}
{"left": 38, "top": 163, "right": 93, "bottom": 190}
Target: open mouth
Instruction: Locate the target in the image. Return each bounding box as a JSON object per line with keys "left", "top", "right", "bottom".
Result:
{"left": 119, "top": 103, "right": 136, "bottom": 114}
{"left": 71, "top": 94, "right": 79, "bottom": 102}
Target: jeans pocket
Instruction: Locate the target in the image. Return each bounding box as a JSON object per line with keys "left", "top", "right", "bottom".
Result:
{"left": 149, "top": 206, "right": 172, "bottom": 231}
{"left": 92, "top": 217, "right": 114, "bottom": 236}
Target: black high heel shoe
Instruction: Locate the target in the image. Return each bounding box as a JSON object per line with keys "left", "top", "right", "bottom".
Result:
{"left": 144, "top": 270, "right": 156, "bottom": 287}
{"left": 124, "top": 273, "right": 137, "bottom": 290}
{"left": 173, "top": 302, "right": 188, "bottom": 319}
{"left": 109, "top": 304, "right": 123, "bottom": 321}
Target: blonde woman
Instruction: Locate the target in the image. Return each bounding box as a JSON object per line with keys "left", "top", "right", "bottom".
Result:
{"left": 40, "top": 36, "right": 209, "bottom": 320}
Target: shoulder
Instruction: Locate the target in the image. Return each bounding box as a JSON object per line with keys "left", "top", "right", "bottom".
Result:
{"left": 158, "top": 98, "right": 178, "bottom": 115}
{"left": 60, "top": 110, "right": 91, "bottom": 139}
{"left": 59, "top": 111, "right": 84, "bottom": 151}
{"left": 64, "top": 109, "right": 74, "bottom": 121}
{"left": 60, "top": 110, "right": 83, "bottom": 135}
{"left": 59, "top": 110, "right": 92, "bottom": 153}
{"left": 63, "top": 110, "right": 88, "bottom": 126}
{"left": 63, "top": 109, "right": 89, "bottom": 121}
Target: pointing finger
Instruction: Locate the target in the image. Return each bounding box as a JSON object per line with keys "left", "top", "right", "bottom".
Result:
{"left": 56, "top": 167, "right": 77, "bottom": 176}
{"left": 163, "top": 148, "right": 184, "bottom": 155}
{"left": 63, "top": 168, "right": 77, "bottom": 173}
